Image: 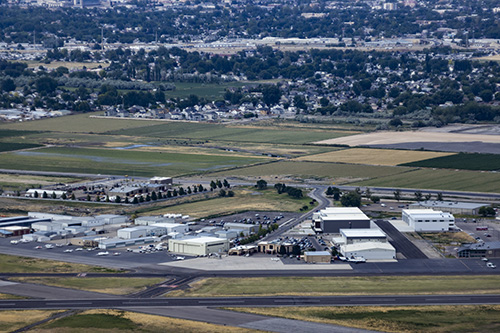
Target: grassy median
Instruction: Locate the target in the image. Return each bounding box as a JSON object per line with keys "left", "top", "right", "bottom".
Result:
{"left": 227, "top": 305, "right": 500, "bottom": 333}
{"left": 168, "top": 276, "right": 500, "bottom": 297}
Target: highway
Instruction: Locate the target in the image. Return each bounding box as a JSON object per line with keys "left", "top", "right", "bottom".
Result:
{"left": 2, "top": 294, "right": 500, "bottom": 310}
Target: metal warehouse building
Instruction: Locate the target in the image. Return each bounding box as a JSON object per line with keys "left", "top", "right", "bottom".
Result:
{"left": 402, "top": 209, "right": 455, "bottom": 232}
{"left": 312, "top": 207, "right": 371, "bottom": 233}
{"left": 409, "top": 200, "right": 488, "bottom": 215}
{"left": 168, "top": 236, "right": 229, "bottom": 256}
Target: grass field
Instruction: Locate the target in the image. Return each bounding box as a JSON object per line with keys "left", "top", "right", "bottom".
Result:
{"left": 0, "top": 254, "right": 121, "bottom": 274}
{"left": 229, "top": 305, "right": 500, "bottom": 333}
{"left": 146, "top": 187, "right": 315, "bottom": 218}
{"left": 0, "top": 146, "right": 268, "bottom": 177}
{"left": 353, "top": 168, "right": 500, "bottom": 193}
{"left": 11, "top": 277, "right": 165, "bottom": 295}
{"left": 0, "top": 112, "right": 160, "bottom": 133}
{"left": 0, "top": 142, "right": 42, "bottom": 152}
{"left": 419, "top": 231, "right": 476, "bottom": 246}
{"left": 209, "top": 160, "right": 410, "bottom": 183}
{"left": 0, "top": 310, "right": 63, "bottom": 333}
{"left": 297, "top": 148, "right": 455, "bottom": 166}
{"left": 0, "top": 129, "right": 43, "bottom": 138}
{"left": 169, "top": 275, "right": 500, "bottom": 297}
{"left": 163, "top": 81, "right": 248, "bottom": 99}
{"left": 402, "top": 152, "right": 500, "bottom": 171}
{"left": 22, "top": 60, "right": 110, "bottom": 70}
{"left": 36, "top": 309, "right": 255, "bottom": 332}
{"left": 108, "top": 122, "right": 348, "bottom": 144}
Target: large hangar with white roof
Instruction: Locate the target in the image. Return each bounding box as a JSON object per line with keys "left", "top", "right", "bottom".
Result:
{"left": 402, "top": 209, "right": 455, "bottom": 232}
{"left": 168, "top": 236, "right": 229, "bottom": 256}
{"left": 312, "top": 207, "right": 371, "bottom": 233}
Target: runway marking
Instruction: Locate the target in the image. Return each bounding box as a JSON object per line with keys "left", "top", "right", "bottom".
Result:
{"left": 198, "top": 300, "right": 245, "bottom": 304}
{"left": 46, "top": 302, "right": 93, "bottom": 305}
{"left": 0, "top": 303, "right": 15, "bottom": 306}
{"left": 274, "top": 300, "right": 295, "bottom": 303}
{"left": 123, "top": 301, "right": 168, "bottom": 304}
{"left": 350, "top": 298, "right": 396, "bottom": 302}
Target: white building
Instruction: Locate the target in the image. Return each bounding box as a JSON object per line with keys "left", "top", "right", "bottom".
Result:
{"left": 402, "top": 209, "right": 455, "bottom": 232}
{"left": 135, "top": 216, "right": 176, "bottom": 226}
{"left": 341, "top": 242, "right": 396, "bottom": 260}
{"left": 168, "top": 236, "right": 229, "bottom": 256}
{"left": 312, "top": 207, "right": 371, "bottom": 233}
{"left": 117, "top": 226, "right": 166, "bottom": 239}
{"left": 338, "top": 228, "right": 396, "bottom": 260}
{"left": 152, "top": 223, "right": 189, "bottom": 234}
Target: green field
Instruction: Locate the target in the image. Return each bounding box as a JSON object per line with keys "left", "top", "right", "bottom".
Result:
{"left": 0, "top": 129, "right": 43, "bottom": 138}
{"left": 209, "top": 161, "right": 410, "bottom": 182}
{"left": 231, "top": 305, "right": 500, "bottom": 333}
{"left": 0, "top": 142, "right": 42, "bottom": 152}
{"left": 170, "top": 275, "right": 500, "bottom": 297}
{"left": 11, "top": 277, "right": 165, "bottom": 295}
{"left": 163, "top": 82, "right": 248, "bottom": 99}
{"left": 353, "top": 168, "right": 500, "bottom": 193}
{"left": 0, "top": 146, "right": 268, "bottom": 177}
{"left": 108, "top": 122, "right": 347, "bottom": 144}
{"left": 0, "top": 254, "right": 121, "bottom": 273}
{"left": 146, "top": 187, "right": 315, "bottom": 218}
{"left": 402, "top": 152, "right": 500, "bottom": 171}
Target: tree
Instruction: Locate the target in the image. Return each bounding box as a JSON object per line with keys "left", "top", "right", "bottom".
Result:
{"left": 256, "top": 179, "right": 267, "bottom": 190}
{"left": 42, "top": 191, "right": 48, "bottom": 199}
{"left": 33, "top": 191, "right": 38, "bottom": 198}
{"left": 394, "top": 190, "right": 401, "bottom": 201}
{"left": 1, "top": 78, "right": 15, "bottom": 92}
{"left": 370, "top": 195, "right": 380, "bottom": 203}
{"left": 424, "top": 193, "right": 432, "bottom": 201}
{"left": 332, "top": 187, "right": 340, "bottom": 201}
{"left": 125, "top": 197, "right": 130, "bottom": 204}
{"left": 132, "top": 197, "right": 139, "bottom": 204}
{"left": 115, "top": 196, "right": 121, "bottom": 203}
{"left": 437, "top": 192, "right": 443, "bottom": 201}
{"left": 292, "top": 244, "right": 301, "bottom": 256}
{"left": 178, "top": 187, "right": 185, "bottom": 195}
{"left": 227, "top": 190, "right": 234, "bottom": 197}
{"left": 86, "top": 194, "right": 90, "bottom": 201}
{"left": 198, "top": 184, "right": 204, "bottom": 192}
{"left": 278, "top": 244, "right": 287, "bottom": 255}
{"left": 210, "top": 180, "right": 217, "bottom": 190}
{"left": 35, "top": 76, "right": 58, "bottom": 95}
{"left": 340, "top": 192, "right": 361, "bottom": 207}
{"left": 151, "top": 191, "right": 157, "bottom": 200}
{"left": 61, "top": 192, "right": 67, "bottom": 200}
{"left": 389, "top": 118, "right": 403, "bottom": 127}
{"left": 223, "top": 179, "right": 230, "bottom": 188}
{"left": 219, "top": 189, "right": 227, "bottom": 197}
{"left": 106, "top": 195, "right": 110, "bottom": 202}
{"left": 145, "top": 194, "right": 151, "bottom": 201}
{"left": 187, "top": 187, "right": 191, "bottom": 194}
{"left": 51, "top": 192, "right": 57, "bottom": 199}
{"left": 414, "top": 191, "right": 423, "bottom": 202}
{"left": 216, "top": 179, "right": 223, "bottom": 188}
{"left": 479, "top": 206, "right": 495, "bottom": 217}
{"left": 262, "top": 84, "right": 281, "bottom": 106}
{"left": 71, "top": 193, "right": 75, "bottom": 200}
{"left": 365, "top": 187, "right": 371, "bottom": 199}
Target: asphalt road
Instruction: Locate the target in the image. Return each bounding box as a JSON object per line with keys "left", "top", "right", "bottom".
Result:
{"left": 375, "top": 220, "right": 428, "bottom": 259}
{"left": 2, "top": 294, "right": 500, "bottom": 310}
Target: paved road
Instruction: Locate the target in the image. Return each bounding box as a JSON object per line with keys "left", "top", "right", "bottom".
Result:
{"left": 1, "top": 294, "right": 500, "bottom": 310}
{"left": 375, "top": 220, "right": 428, "bottom": 259}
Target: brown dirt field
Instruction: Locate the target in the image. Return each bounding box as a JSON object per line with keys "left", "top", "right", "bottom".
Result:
{"left": 296, "top": 148, "right": 454, "bottom": 166}
{"left": 316, "top": 131, "right": 500, "bottom": 146}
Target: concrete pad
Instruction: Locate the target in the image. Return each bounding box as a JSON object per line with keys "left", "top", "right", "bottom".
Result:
{"left": 241, "top": 317, "right": 380, "bottom": 333}
{"left": 0, "top": 280, "right": 17, "bottom": 287}
{"left": 387, "top": 220, "right": 414, "bottom": 232}
{"left": 159, "top": 256, "right": 352, "bottom": 271}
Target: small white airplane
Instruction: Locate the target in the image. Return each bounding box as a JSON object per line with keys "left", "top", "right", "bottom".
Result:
{"left": 97, "top": 251, "right": 109, "bottom": 256}
{"left": 175, "top": 256, "right": 185, "bottom": 260}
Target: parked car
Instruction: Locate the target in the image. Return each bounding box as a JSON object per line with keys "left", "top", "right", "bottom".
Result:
{"left": 487, "top": 262, "right": 496, "bottom": 269}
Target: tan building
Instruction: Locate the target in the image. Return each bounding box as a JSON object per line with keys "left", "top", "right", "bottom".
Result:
{"left": 304, "top": 251, "right": 332, "bottom": 263}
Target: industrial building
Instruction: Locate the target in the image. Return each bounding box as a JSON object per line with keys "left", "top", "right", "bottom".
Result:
{"left": 341, "top": 242, "right": 396, "bottom": 260}
{"left": 337, "top": 228, "right": 396, "bottom": 260}
{"left": 402, "top": 209, "right": 455, "bottom": 232}
{"left": 312, "top": 207, "right": 371, "bottom": 233}
{"left": 409, "top": 201, "right": 489, "bottom": 215}
{"left": 168, "top": 236, "right": 229, "bottom": 256}
{"left": 98, "top": 236, "right": 157, "bottom": 250}
{"left": 303, "top": 251, "right": 332, "bottom": 263}
{"left": 117, "top": 226, "right": 166, "bottom": 239}
{"left": 152, "top": 223, "right": 189, "bottom": 234}
{"left": 457, "top": 242, "right": 500, "bottom": 258}
{"left": 134, "top": 216, "right": 176, "bottom": 226}
{"left": 224, "top": 223, "right": 259, "bottom": 235}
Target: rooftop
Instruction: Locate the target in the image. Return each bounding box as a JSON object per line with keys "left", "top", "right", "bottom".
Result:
{"left": 305, "top": 251, "right": 331, "bottom": 256}
{"left": 340, "top": 228, "right": 386, "bottom": 238}
{"left": 410, "top": 201, "right": 488, "bottom": 210}
{"left": 342, "top": 242, "right": 396, "bottom": 252}
{"left": 318, "top": 207, "right": 369, "bottom": 221}
{"left": 403, "top": 209, "right": 454, "bottom": 218}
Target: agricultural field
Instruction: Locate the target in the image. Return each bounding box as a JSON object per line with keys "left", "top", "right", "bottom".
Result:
{"left": 22, "top": 60, "right": 110, "bottom": 70}
{"left": 0, "top": 146, "right": 268, "bottom": 177}
{"left": 0, "top": 142, "right": 42, "bottom": 152}
{"left": 108, "top": 122, "right": 348, "bottom": 144}
{"left": 353, "top": 168, "right": 500, "bottom": 193}
{"left": 230, "top": 305, "right": 500, "bottom": 333}
{"left": 163, "top": 81, "right": 248, "bottom": 100}
{"left": 402, "top": 152, "right": 500, "bottom": 171}
{"left": 35, "top": 309, "right": 255, "bottom": 333}
{"left": 170, "top": 275, "right": 500, "bottom": 297}
{"left": 0, "top": 173, "right": 84, "bottom": 192}
{"left": 11, "top": 277, "right": 165, "bottom": 295}
{"left": 0, "top": 254, "right": 121, "bottom": 273}
{"left": 296, "top": 148, "right": 455, "bottom": 166}
{"left": 0, "top": 112, "right": 160, "bottom": 133}
{"left": 208, "top": 160, "right": 410, "bottom": 183}
{"left": 147, "top": 187, "right": 315, "bottom": 218}
{"left": 0, "top": 129, "right": 43, "bottom": 138}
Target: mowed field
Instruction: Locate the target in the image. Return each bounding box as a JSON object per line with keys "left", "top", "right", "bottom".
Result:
{"left": 296, "top": 148, "right": 455, "bottom": 166}
{"left": 108, "top": 122, "right": 350, "bottom": 144}
{"left": 209, "top": 160, "right": 409, "bottom": 182}
{"left": 0, "top": 147, "right": 269, "bottom": 177}
{"left": 353, "top": 168, "right": 500, "bottom": 193}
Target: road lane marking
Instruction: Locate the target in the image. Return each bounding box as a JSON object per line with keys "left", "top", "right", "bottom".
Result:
{"left": 198, "top": 300, "right": 245, "bottom": 304}
{"left": 46, "top": 302, "right": 93, "bottom": 305}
